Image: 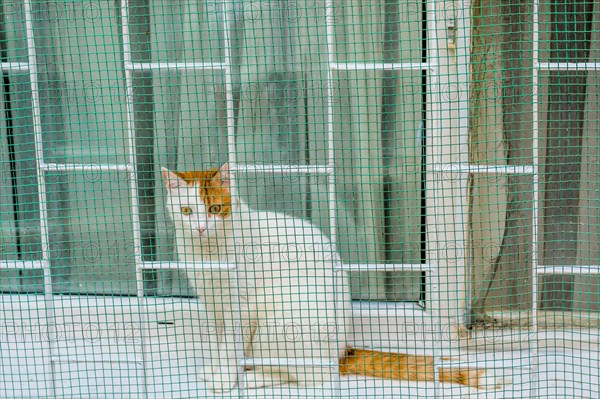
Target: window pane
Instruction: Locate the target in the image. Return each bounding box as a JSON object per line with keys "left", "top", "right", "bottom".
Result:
{"left": 153, "top": 69, "right": 228, "bottom": 169}
{"left": 333, "top": 0, "right": 422, "bottom": 63}
{"left": 149, "top": 0, "right": 223, "bottom": 63}
{"left": 0, "top": 73, "right": 42, "bottom": 293}
{"left": 469, "top": 175, "right": 534, "bottom": 319}
{"left": 231, "top": 0, "right": 331, "bottom": 166}
{"left": 333, "top": 70, "right": 424, "bottom": 301}
{"left": 538, "top": 0, "right": 599, "bottom": 63}
{"left": 34, "top": 0, "right": 128, "bottom": 165}
{"left": 1, "top": 0, "right": 28, "bottom": 63}
{"left": 46, "top": 170, "right": 136, "bottom": 295}
{"left": 538, "top": 70, "right": 600, "bottom": 314}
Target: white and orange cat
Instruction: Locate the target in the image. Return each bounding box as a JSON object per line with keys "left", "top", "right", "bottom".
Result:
{"left": 161, "top": 163, "right": 503, "bottom": 393}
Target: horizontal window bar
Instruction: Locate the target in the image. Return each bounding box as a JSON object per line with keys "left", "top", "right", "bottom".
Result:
{"left": 240, "top": 357, "right": 338, "bottom": 368}
{"left": 42, "top": 163, "right": 133, "bottom": 173}
{"left": 0, "top": 260, "right": 45, "bottom": 269}
{"left": 437, "top": 356, "right": 533, "bottom": 369}
{"left": 230, "top": 163, "right": 332, "bottom": 175}
{"left": 330, "top": 62, "right": 430, "bottom": 71}
{"left": 538, "top": 62, "right": 600, "bottom": 71}
{"left": 536, "top": 265, "right": 600, "bottom": 275}
{"left": 0, "top": 62, "right": 30, "bottom": 71}
{"left": 431, "top": 163, "right": 535, "bottom": 174}
{"left": 138, "top": 261, "right": 236, "bottom": 271}
{"left": 51, "top": 355, "right": 142, "bottom": 364}
{"left": 141, "top": 262, "right": 430, "bottom": 272}
{"left": 126, "top": 62, "right": 225, "bottom": 71}
{"left": 336, "top": 263, "right": 430, "bottom": 272}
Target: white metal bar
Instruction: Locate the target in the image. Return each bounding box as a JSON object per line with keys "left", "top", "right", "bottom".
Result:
{"left": 230, "top": 163, "right": 331, "bottom": 175}
{"left": 137, "top": 261, "right": 236, "bottom": 271}
{"left": 127, "top": 61, "right": 225, "bottom": 71}
{"left": 0, "top": 260, "right": 44, "bottom": 269}
{"left": 444, "top": 0, "right": 473, "bottom": 385}
{"left": 41, "top": 163, "right": 133, "bottom": 172}
{"left": 436, "top": 356, "right": 533, "bottom": 369}
{"left": 330, "top": 62, "right": 430, "bottom": 71}
{"left": 120, "top": 0, "right": 144, "bottom": 290}
{"left": 538, "top": 62, "right": 600, "bottom": 71}
{"left": 430, "top": 163, "right": 535, "bottom": 174}
{"left": 325, "top": 0, "right": 339, "bottom": 296}
{"left": 119, "top": 1, "right": 148, "bottom": 398}
{"left": 23, "top": 0, "right": 55, "bottom": 396}
{"left": 325, "top": 1, "right": 343, "bottom": 398}
{"left": 335, "top": 263, "right": 431, "bottom": 272}
{"left": 51, "top": 355, "right": 142, "bottom": 364}
{"left": 536, "top": 265, "right": 600, "bottom": 275}
{"left": 0, "top": 62, "right": 30, "bottom": 71}
{"left": 456, "top": 0, "right": 473, "bottom": 325}
{"left": 22, "top": 5, "right": 50, "bottom": 288}
{"left": 221, "top": 0, "right": 246, "bottom": 396}
{"left": 240, "top": 357, "right": 338, "bottom": 368}
{"left": 426, "top": 0, "right": 441, "bottom": 395}
{"left": 531, "top": 0, "right": 541, "bottom": 396}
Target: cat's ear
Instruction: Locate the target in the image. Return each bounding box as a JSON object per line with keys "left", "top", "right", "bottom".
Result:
{"left": 161, "top": 167, "right": 185, "bottom": 192}
{"left": 214, "top": 162, "right": 231, "bottom": 188}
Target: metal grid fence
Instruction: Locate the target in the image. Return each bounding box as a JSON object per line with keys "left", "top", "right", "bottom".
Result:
{"left": 1, "top": 0, "right": 600, "bottom": 398}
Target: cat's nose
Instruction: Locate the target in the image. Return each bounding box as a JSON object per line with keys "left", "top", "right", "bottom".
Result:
{"left": 196, "top": 226, "right": 207, "bottom": 235}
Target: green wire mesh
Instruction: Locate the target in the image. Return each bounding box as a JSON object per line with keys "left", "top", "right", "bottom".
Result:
{"left": 1, "top": 0, "right": 599, "bottom": 398}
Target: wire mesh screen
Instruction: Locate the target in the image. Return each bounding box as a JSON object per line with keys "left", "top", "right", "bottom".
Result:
{"left": 1, "top": 0, "right": 599, "bottom": 398}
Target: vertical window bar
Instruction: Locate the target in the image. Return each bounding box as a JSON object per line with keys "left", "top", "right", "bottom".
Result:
{"left": 426, "top": 0, "right": 470, "bottom": 322}
{"left": 425, "top": 0, "right": 440, "bottom": 319}
{"left": 531, "top": 0, "right": 541, "bottom": 395}
{"left": 425, "top": 0, "right": 443, "bottom": 396}
{"left": 456, "top": 0, "right": 472, "bottom": 327}
{"left": 23, "top": 0, "right": 55, "bottom": 395}
{"left": 220, "top": 0, "right": 247, "bottom": 396}
{"left": 325, "top": 0, "right": 338, "bottom": 248}
{"left": 119, "top": 0, "right": 148, "bottom": 397}
{"left": 325, "top": 0, "right": 344, "bottom": 397}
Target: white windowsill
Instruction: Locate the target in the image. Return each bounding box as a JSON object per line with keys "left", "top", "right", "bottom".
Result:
{"left": 1, "top": 294, "right": 599, "bottom": 398}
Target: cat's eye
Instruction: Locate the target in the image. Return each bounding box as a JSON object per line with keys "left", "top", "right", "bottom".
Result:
{"left": 208, "top": 205, "right": 222, "bottom": 214}
{"left": 181, "top": 206, "right": 193, "bottom": 215}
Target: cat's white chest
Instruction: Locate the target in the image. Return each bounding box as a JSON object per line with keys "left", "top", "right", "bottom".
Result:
{"left": 175, "top": 234, "right": 233, "bottom": 262}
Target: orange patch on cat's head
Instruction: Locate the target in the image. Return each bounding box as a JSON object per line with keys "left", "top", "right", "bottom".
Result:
{"left": 162, "top": 166, "right": 232, "bottom": 218}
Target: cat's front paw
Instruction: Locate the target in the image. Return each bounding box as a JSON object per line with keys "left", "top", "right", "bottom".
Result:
{"left": 205, "top": 365, "right": 238, "bottom": 393}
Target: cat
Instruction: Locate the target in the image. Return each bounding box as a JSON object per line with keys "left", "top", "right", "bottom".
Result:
{"left": 161, "top": 163, "right": 503, "bottom": 393}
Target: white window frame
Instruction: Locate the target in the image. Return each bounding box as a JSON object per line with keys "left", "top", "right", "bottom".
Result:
{"left": 4, "top": 0, "right": 600, "bottom": 397}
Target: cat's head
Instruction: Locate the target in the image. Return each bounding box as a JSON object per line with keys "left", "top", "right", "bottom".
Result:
{"left": 161, "top": 163, "right": 233, "bottom": 239}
